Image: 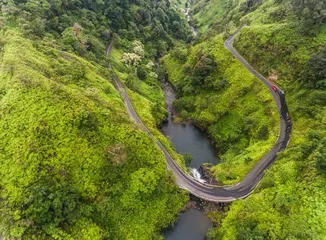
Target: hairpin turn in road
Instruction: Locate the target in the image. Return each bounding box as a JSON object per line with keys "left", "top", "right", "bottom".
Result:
{"left": 107, "top": 26, "right": 292, "bottom": 202}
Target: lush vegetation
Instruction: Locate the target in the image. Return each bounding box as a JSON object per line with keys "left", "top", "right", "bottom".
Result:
{"left": 162, "top": 35, "right": 279, "bottom": 184}
{"left": 0, "top": 28, "right": 189, "bottom": 240}
{"left": 213, "top": 11, "right": 326, "bottom": 240}
{"left": 166, "top": 0, "right": 326, "bottom": 238}
{"left": 1, "top": 0, "right": 325, "bottom": 238}
{"left": 190, "top": 0, "right": 325, "bottom": 36}
{"left": 1, "top": 0, "right": 191, "bottom": 59}
{"left": 0, "top": 0, "right": 192, "bottom": 239}
{"left": 109, "top": 44, "right": 187, "bottom": 167}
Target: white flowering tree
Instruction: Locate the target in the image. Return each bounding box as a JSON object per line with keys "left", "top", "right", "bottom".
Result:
{"left": 121, "top": 40, "right": 145, "bottom": 68}
{"left": 121, "top": 53, "right": 142, "bottom": 67}
{"left": 121, "top": 40, "right": 158, "bottom": 80}
{"left": 145, "top": 61, "right": 155, "bottom": 69}
{"left": 132, "top": 40, "right": 145, "bottom": 58}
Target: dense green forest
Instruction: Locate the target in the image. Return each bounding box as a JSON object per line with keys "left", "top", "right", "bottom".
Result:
{"left": 0, "top": 0, "right": 325, "bottom": 239}
{"left": 0, "top": 0, "right": 191, "bottom": 239}
{"left": 167, "top": 0, "right": 326, "bottom": 238}
{"left": 1, "top": 0, "right": 190, "bottom": 58}
{"left": 163, "top": 35, "right": 280, "bottom": 184}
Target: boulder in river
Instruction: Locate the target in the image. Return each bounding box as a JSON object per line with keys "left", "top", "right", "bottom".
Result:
{"left": 198, "top": 163, "right": 220, "bottom": 185}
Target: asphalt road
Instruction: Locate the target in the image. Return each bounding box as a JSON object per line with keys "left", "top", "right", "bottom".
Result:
{"left": 107, "top": 26, "right": 292, "bottom": 202}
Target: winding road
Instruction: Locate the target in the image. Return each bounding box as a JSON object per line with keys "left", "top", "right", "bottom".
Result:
{"left": 107, "top": 26, "right": 292, "bottom": 202}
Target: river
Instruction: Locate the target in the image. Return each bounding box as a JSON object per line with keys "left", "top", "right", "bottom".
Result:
{"left": 160, "top": 80, "right": 217, "bottom": 239}
{"left": 161, "top": 2, "right": 217, "bottom": 239}
{"left": 160, "top": 80, "right": 219, "bottom": 170}
{"left": 164, "top": 209, "right": 213, "bottom": 240}
{"left": 185, "top": 1, "right": 198, "bottom": 36}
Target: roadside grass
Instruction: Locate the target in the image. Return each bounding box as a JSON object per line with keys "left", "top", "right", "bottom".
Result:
{"left": 192, "top": 0, "right": 231, "bottom": 33}
{"left": 193, "top": 3, "right": 326, "bottom": 238}
{"left": 163, "top": 35, "right": 279, "bottom": 184}
{"left": 109, "top": 47, "right": 187, "bottom": 168}
{"left": 0, "top": 29, "right": 188, "bottom": 239}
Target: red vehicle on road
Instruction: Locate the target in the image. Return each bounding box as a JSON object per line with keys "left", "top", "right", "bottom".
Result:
{"left": 271, "top": 85, "right": 285, "bottom": 95}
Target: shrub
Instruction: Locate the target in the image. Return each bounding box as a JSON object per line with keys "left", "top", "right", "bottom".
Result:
{"left": 137, "top": 66, "right": 147, "bottom": 80}
{"left": 300, "top": 47, "right": 326, "bottom": 89}
{"left": 183, "top": 153, "right": 193, "bottom": 165}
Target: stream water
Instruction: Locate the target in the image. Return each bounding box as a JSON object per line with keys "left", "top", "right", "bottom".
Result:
{"left": 161, "top": 3, "right": 216, "bottom": 239}
{"left": 185, "top": 1, "right": 198, "bottom": 36}
{"left": 186, "top": 8, "right": 198, "bottom": 36}
{"left": 160, "top": 80, "right": 219, "bottom": 170}
{"left": 164, "top": 209, "right": 213, "bottom": 240}
{"left": 161, "top": 80, "right": 217, "bottom": 239}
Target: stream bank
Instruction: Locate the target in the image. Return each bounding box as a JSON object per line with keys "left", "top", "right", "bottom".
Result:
{"left": 161, "top": 2, "right": 218, "bottom": 239}
{"left": 185, "top": 0, "right": 198, "bottom": 37}
{"left": 160, "top": 78, "right": 219, "bottom": 170}
{"left": 163, "top": 194, "right": 227, "bottom": 240}
{"left": 161, "top": 78, "right": 219, "bottom": 239}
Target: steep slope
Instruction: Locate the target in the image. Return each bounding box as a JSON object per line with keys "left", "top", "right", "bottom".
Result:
{"left": 0, "top": 30, "right": 187, "bottom": 239}
{"left": 172, "top": 0, "right": 326, "bottom": 238}
{"left": 0, "top": 0, "right": 193, "bottom": 238}
{"left": 109, "top": 46, "right": 186, "bottom": 167}
{"left": 0, "top": 0, "right": 190, "bottom": 59}
{"left": 163, "top": 34, "right": 279, "bottom": 184}
{"left": 214, "top": 16, "right": 326, "bottom": 240}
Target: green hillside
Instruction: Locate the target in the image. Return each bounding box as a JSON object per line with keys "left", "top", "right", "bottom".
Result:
{"left": 162, "top": 36, "right": 279, "bottom": 184}
{"left": 0, "top": 0, "right": 325, "bottom": 238}
{"left": 0, "top": 0, "right": 193, "bottom": 236}
{"left": 215, "top": 11, "right": 326, "bottom": 240}
{"left": 0, "top": 29, "right": 188, "bottom": 239}
{"left": 164, "top": 0, "right": 326, "bottom": 238}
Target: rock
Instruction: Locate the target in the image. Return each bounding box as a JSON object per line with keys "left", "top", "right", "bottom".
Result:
{"left": 198, "top": 163, "right": 220, "bottom": 185}
{"left": 183, "top": 200, "right": 197, "bottom": 210}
